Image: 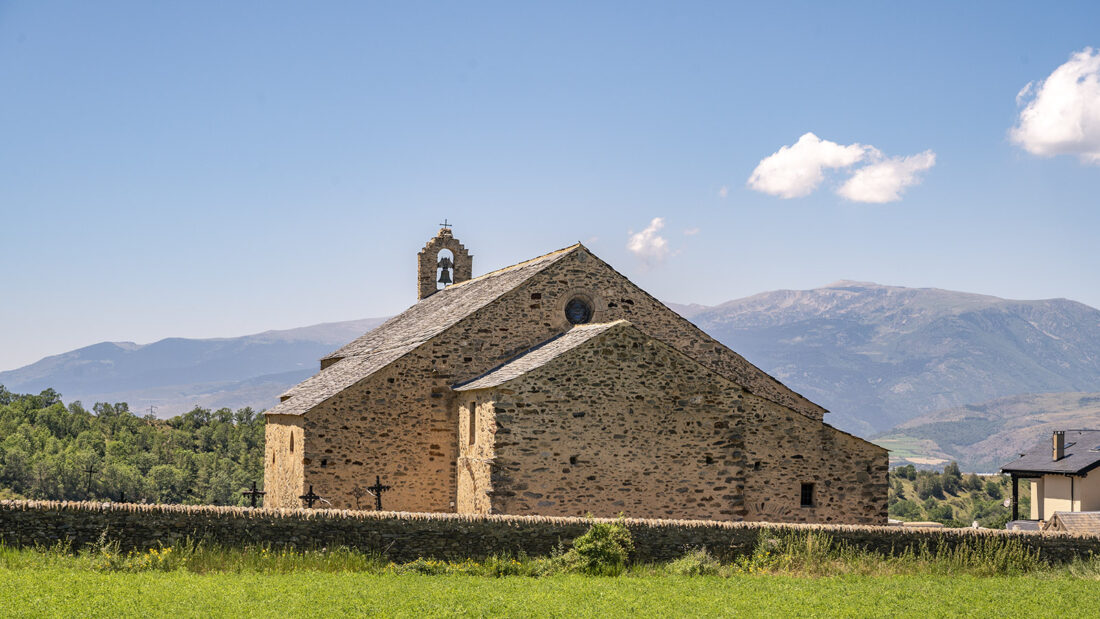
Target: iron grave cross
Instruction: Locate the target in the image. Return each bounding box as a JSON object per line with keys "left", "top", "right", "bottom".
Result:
{"left": 366, "top": 476, "right": 392, "bottom": 511}
{"left": 241, "top": 481, "right": 266, "bottom": 508}
{"left": 299, "top": 485, "right": 322, "bottom": 509}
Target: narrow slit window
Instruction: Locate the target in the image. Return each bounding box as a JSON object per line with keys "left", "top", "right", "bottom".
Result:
{"left": 800, "top": 482, "right": 815, "bottom": 508}
{"left": 468, "top": 409, "right": 477, "bottom": 445}
{"left": 290, "top": 434, "right": 294, "bottom": 453}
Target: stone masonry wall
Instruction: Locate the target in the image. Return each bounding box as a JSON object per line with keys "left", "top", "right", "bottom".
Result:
{"left": 277, "top": 247, "right": 879, "bottom": 514}
{"left": 2, "top": 500, "right": 1098, "bottom": 565}
{"left": 739, "top": 393, "right": 888, "bottom": 523}
{"left": 462, "top": 327, "right": 751, "bottom": 520}
{"left": 456, "top": 397, "right": 495, "bottom": 514}
{"left": 264, "top": 416, "right": 304, "bottom": 508}
{"left": 459, "top": 325, "right": 885, "bottom": 524}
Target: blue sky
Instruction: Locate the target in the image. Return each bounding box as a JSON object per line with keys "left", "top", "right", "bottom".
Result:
{"left": 1, "top": 1, "right": 1098, "bottom": 371}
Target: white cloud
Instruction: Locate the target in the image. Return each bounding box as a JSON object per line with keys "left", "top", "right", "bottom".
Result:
{"left": 626, "top": 217, "right": 670, "bottom": 265}
{"left": 683, "top": 227, "right": 700, "bottom": 236}
{"left": 1011, "top": 48, "right": 1100, "bottom": 164}
{"left": 837, "top": 151, "right": 937, "bottom": 203}
{"left": 747, "top": 132, "right": 936, "bottom": 203}
{"left": 718, "top": 185, "right": 729, "bottom": 198}
{"left": 747, "top": 132, "right": 871, "bottom": 198}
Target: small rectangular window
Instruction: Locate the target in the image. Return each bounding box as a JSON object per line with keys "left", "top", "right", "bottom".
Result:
{"left": 800, "top": 483, "right": 815, "bottom": 507}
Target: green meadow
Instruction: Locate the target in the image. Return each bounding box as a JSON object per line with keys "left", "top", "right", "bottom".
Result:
{"left": 2, "top": 526, "right": 1099, "bottom": 618}
{"left": 2, "top": 569, "right": 1098, "bottom": 618}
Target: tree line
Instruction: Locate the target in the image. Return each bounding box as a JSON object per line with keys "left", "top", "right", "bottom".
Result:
{"left": 888, "top": 462, "right": 1022, "bottom": 528}
{"left": 0, "top": 386, "right": 264, "bottom": 506}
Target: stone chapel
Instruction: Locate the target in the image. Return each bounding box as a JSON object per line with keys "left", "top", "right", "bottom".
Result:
{"left": 264, "top": 227, "right": 887, "bottom": 523}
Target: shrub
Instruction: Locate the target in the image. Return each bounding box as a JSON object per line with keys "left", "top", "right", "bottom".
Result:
{"left": 916, "top": 476, "right": 944, "bottom": 500}
{"left": 984, "top": 481, "right": 1003, "bottom": 500}
{"left": 926, "top": 504, "right": 954, "bottom": 523}
{"left": 667, "top": 548, "right": 721, "bottom": 576}
{"left": 964, "top": 473, "right": 983, "bottom": 492}
{"left": 889, "top": 499, "right": 921, "bottom": 520}
{"left": 562, "top": 518, "right": 634, "bottom": 575}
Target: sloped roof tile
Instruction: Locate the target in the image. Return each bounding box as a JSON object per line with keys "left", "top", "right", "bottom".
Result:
{"left": 264, "top": 244, "right": 578, "bottom": 416}
{"left": 1001, "top": 430, "right": 1100, "bottom": 476}
{"left": 454, "top": 321, "right": 627, "bottom": 391}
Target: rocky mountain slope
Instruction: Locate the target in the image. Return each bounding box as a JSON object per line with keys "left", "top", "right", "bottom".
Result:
{"left": 685, "top": 281, "right": 1100, "bottom": 434}
{"left": 874, "top": 392, "right": 1100, "bottom": 473}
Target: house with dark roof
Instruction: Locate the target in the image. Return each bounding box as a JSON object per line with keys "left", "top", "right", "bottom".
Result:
{"left": 263, "top": 227, "right": 888, "bottom": 523}
{"left": 1001, "top": 430, "right": 1100, "bottom": 523}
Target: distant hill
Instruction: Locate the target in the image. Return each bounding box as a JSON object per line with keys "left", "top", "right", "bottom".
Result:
{"left": 873, "top": 392, "right": 1100, "bottom": 473}
{"left": 3, "top": 281, "right": 1099, "bottom": 437}
{"left": 0, "top": 318, "right": 387, "bottom": 416}
{"left": 685, "top": 281, "right": 1100, "bottom": 435}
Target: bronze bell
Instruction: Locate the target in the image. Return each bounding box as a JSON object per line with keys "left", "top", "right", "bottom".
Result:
{"left": 438, "top": 267, "right": 452, "bottom": 284}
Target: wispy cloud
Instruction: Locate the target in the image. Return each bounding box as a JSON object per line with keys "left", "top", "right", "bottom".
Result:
{"left": 837, "top": 151, "right": 937, "bottom": 203}
{"left": 1011, "top": 47, "right": 1100, "bottom": 165}
{"left": 626, "top": 217, "right": 670, "bottom": 266}
{"left": 718, "top": 185, "right": 729, "bottom": 198}
{"left": 683, "top": 227, "right": 700, "bottom": 236}
{"left": 747, "top": 132, "right": 935, "bottom": 203}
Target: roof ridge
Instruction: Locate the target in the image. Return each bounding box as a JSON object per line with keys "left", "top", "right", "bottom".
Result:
{"left": 447, "top": 243, "right": 581, "bottom": 289}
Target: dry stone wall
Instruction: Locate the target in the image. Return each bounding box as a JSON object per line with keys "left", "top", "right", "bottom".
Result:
{"left": 2, "top": 500, "right": 1098, "bottom": 564}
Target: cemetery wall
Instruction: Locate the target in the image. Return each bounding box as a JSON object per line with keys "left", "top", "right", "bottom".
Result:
{"left": 2, "top": 500, "right": 1099, "bottom": 563}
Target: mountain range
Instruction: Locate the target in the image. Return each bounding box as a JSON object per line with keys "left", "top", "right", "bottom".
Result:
{"left": 0, "top": 318, "right": 387, "bottom": 415}
{"left": 3, "top": 281, "right": 1099, "bottom": 468}
{"left": 678, "top": 281, "right": 1100, "bottom": 435}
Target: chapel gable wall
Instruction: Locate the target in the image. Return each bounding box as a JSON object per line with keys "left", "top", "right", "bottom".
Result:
{"left": 520, "top": 250, "right": 825, "bottom": 421}
{"left": 463, "top": 327, "right": 751, "bottom": 520}
{"left": 739, "top": 394, "right": 889, "bottom": 524}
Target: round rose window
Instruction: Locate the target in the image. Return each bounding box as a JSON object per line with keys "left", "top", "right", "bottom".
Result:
{"left": 565, "top": 297, "right": 593, "bottom": 324}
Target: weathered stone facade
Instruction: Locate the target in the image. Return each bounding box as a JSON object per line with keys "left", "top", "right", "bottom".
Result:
{"left": 454, "top": 322, "right": 884, "bottom": 523}
{"left": 263, "top": 229, "right": 888, "bottom": 524}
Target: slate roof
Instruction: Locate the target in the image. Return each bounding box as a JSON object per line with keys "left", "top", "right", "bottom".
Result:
{"left": 1000, "top": 430, "right": 1100, "bottom": 476}
{"left": 265, "top": 244, "right": 579, "bottom": 416}
{"left": 454, "top": 321, "right": 628, "bottom": 391}
{"left": 1043, "top": 511, "right": 1100, "bottom": 535}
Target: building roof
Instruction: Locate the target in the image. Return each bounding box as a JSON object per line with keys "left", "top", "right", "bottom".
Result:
{"left": 1000, "top": 429, "right": 1100, "bottom": 476}
{"left": 454, "top": 321, "right": 628, "bottom": 391}
{"left": 265, "top": 244, "right": 579, "bottom": 416}
{"left": 1044, "top": 511, "right": 1100, "bottom": 535}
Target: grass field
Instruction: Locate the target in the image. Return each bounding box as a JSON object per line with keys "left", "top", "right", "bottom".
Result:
{"left": 2, "top": 526, "right": 1099, "bottom": 617}
{"left": 2, "top": 569, "right": 1099, "bottom": 618}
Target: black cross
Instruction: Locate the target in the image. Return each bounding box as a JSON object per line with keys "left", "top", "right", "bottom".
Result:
{"left": 439, "top": 218, "right": 452, "bottom": 229}
{"left": 241, "top": 481, "right": 266, "bottom": 508}
{"left": 299, "top": 485, "right": 322, "bottom": 509}
{"left": 366, "top": 476, "right": 392, "bottom": 511}
{"left": 83, "top": 463, "right": 96, "bottom": 493}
